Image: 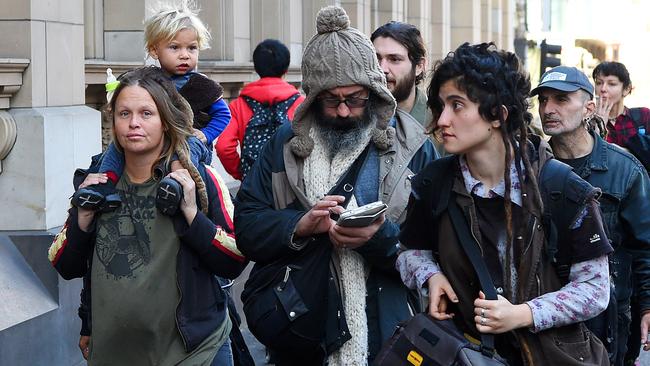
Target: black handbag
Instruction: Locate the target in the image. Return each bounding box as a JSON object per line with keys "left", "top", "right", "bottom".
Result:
{"left": 374, "top": 197, "right": 508, "bottom": 366}
{"left": 242, "top": 238, "right": 333, "bottom": 353}
{"left": 241, "top": 147, "right": 370, "bottom": 355}
{"left": 374, "top": 314, "right": 508, "bottom": 366}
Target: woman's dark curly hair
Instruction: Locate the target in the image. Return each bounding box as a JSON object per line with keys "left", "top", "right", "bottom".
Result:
{"left": 427, "top": 42, "right": 532, "bottom": 137}
{"left": 427, "top": 43, "right": 540, "bottom": 300}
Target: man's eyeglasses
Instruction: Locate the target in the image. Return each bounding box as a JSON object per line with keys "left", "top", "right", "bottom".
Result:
{"left": 319, "top": 96, "right": 369, "bottom": 109}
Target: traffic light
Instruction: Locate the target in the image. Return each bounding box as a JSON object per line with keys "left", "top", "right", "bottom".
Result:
{"left": 540, "top": 40, "right": 562, "bottom": 77}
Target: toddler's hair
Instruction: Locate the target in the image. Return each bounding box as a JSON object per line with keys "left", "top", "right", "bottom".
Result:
{"left": 144, "top": 0, "right": 211, "bottom": 53}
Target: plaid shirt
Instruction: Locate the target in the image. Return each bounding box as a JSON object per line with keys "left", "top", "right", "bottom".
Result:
{"left": 605, "top": 106, "right": 650, "bottom": 147}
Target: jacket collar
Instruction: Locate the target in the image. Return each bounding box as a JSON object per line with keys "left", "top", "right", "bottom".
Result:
{"left": 404, "top": 88, "right": 428, "bottom": 126}
{"left": 587, "top": 130, "right": 609, "bottom": 172}
{"left": 387, "top": 109, "right": 427, "bottom": 156}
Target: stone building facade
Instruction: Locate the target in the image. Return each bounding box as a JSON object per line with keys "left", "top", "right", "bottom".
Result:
{"left": 0, "top": 1, "right": 520, "bottom": 364}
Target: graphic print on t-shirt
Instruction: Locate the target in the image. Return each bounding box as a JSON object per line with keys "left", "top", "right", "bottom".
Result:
{"left": 95, "top": 185, "right": 156, "bottom": 278}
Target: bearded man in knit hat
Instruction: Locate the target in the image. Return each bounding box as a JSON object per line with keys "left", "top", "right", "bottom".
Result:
{"left": 235, "top": 5, "right": 437, "bottom": 366}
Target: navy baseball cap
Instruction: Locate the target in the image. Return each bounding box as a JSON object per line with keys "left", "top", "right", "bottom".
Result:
{"left": 531, "top": 66, "right": 594, "bottom": 98}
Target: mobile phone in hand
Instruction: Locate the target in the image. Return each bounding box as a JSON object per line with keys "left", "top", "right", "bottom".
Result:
{"left": 335, "top": 201, "right": 387, "bottom": 227}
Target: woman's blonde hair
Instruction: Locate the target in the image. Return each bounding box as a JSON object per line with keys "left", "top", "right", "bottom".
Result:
{"left": 107, "top": 66, "right": 209, "bottom": 213}
{"left": 144, "top": 0, "right": 211, "bottom": 53}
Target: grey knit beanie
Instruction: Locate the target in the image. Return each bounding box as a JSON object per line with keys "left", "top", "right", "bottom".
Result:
{"left": 290, "top": 6, "right": 397, "bottom": 157}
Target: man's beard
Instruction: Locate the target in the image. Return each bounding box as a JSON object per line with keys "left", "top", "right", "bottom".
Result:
{"left": 314, "top": 105, "right": 373, "bottom": 160}
{"left": 390, "top": 66, "right": 416, "bottom": 103}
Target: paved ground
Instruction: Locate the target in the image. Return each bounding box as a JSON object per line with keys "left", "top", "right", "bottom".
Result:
{"left": 642, "top": 351, "right": 650, "bottom": 365}
{"left": 232, "top": 263, "right": 271, "bottom": 365}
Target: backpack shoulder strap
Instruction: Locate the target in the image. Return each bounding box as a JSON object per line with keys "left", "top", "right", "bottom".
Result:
{"left": 538, "top": 158, "right": 595, "bottom": 280}
{"left": 242, "top": 94, "right": 300, "bottom": 127}
{"left": 629, "top": 107, "right": 643, "bottom": 127}
{"left": 538, "top": 159, "right": 573, "bottom": 214}
{"left": 278, "top": 93, "right": 301, "bottom": 108}
{"left": 242, "top": 95, "right": 263, "bottom": 109}
{"left": 411, "top": 155, "right": 457, "bottom": 217}
{"left": 447, "top": 194, "right": 499, "bottom": 355}
{"left": 243, "top": 93, "right": 300, "bottom": 110}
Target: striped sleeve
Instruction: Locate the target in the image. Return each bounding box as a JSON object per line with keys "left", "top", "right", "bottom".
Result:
{"left": 48, "top": 223, "right": 69, "bottom": 265}
{"left": 205, "top": 165, "right": 244, "bottom": 261}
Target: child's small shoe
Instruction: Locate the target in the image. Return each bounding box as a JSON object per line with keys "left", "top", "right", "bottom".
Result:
{"left": 72, "top": 182, "right": 121, "bottom": 212}
{"left": 156, "top": 177, "right": 183, "bottom": 216}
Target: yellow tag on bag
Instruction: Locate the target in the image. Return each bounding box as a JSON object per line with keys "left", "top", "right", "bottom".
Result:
{"left": 407, "top": 350, "right": 423, "bottom": 366}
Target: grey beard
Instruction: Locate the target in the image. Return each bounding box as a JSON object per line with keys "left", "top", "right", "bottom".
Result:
{"left": 313, "top": 109, "right": 373, "bottom": 160}
{"left": 315, "top": 123, "right": 371, "bottom": 160}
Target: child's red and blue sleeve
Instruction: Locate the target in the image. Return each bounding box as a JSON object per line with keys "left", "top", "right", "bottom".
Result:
{"left": 201, "top": 98, "right": 231, "bottom": 144}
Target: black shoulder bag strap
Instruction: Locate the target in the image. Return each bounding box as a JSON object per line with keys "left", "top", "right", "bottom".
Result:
{"left": 327, "top": 145, "right": 371, "bottom": 211}
{"left": 446, "top": 195, "right": 499, "bottom": 356}
{"left": 322, "top": 144, "right": 370, "bottom": 351}
{"left": 626, "top": 108, "right": 650, "bottom": 170}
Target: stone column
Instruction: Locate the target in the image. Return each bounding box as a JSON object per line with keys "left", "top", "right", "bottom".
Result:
{"left": 430, "top": 0, "right": 451, "bottom": 63}
{"left": 0, "top": 0, "right": 101, "bottom": 230}
{"left": 84, "top": 0, "right": 104, "bottom": 59}
{"left": 373, "top": 0, "right": 406, "bottom": 30}
{"left": 501, "top": 0, "right": 515, "bottom": 51}
{"left": 302, "top": 0, "right": 335, "bottom": 49}
{"left": 491, "top": 0, "right": 503, "bottom": 47}
{"left": 287, "top": 0, "right": 305, "bottom": 66}
{"left": 341, "top": 0, "right": 372, "bottom": 36}
{"left": 104, "top": 0, "right": 146, "bottom": 61}
{"left": 0, "top": 0, "right": 100, "bottom": 365}
{"left": 481, "top": 0, "right": 493, "bottom": 43}
{"left": 198, "top": 0, "right": 236, "bottom": 62}
{"left": 0, "top": 111, "right": 17, "bottom": 174}
{"left": 450, "top": 0, "right": 481, "bottom": 50}
{"left": 251, "top": 0, "right": 303, "bottom": 67}
{"left": 407, "top": 0, "right": 431, "bottom": 58}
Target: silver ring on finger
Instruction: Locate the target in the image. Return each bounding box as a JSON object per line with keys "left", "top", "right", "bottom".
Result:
{"left": 480, "top": 316, "right": 486, "bottom": 326}
{"left": 480, "top": 308, "right": 486, "bottom": 318}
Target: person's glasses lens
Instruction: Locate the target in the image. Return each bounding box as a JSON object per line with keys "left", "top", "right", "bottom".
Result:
{"left": 320, "top": 97, "right": 368, "bottom": 108}
{"left": 345, "top": 97, "right": 368, "bottom": 108}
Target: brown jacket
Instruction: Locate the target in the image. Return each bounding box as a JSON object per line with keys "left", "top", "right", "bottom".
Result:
{"left": 401, "top": 138, "right": 610, "bottom": 365}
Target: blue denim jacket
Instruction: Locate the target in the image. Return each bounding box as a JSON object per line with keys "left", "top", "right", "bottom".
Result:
{"left": 570, "top": 131, "right": 650, "bottom": 311}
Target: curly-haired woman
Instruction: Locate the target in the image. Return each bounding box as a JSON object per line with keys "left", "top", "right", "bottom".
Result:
{"left": 397, "top": 43, "right": 612, "bottom": 365}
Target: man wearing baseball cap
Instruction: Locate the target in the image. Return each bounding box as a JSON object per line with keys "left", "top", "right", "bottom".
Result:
{"left": 533, "top": 66, "right": 650, "bottom": 366}
{"left": 532, "top": 65, "right": 595, "bottom": 96}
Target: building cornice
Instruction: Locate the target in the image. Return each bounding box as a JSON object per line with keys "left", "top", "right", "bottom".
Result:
{"left": 84, "top": 59, "right": 302, "bottom": 86}
{"left": 197, "top": 61, "right": 302, "bottom": 84}
{"left": 0, "top": 58, "right": 30, "bottom": 110}
{"left": 84, "top": 60, "right": 142, "bottom": 86}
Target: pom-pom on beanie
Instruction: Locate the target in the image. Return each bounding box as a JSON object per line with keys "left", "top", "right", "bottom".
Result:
{"left": 290, "top": 6, "right": 396, "bottom": 158}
